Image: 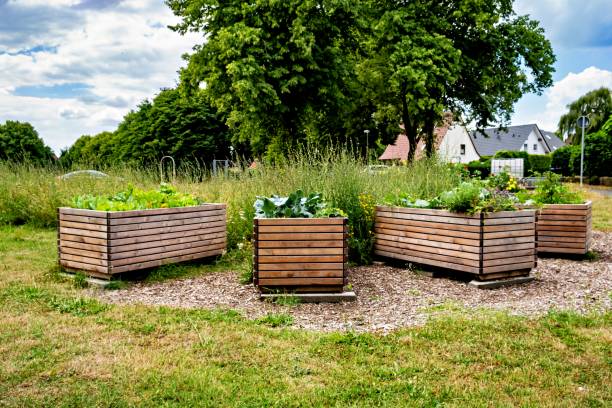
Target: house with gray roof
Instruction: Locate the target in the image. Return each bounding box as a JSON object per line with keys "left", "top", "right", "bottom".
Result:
{"left": 470, "top": 124, "right": 565, "bottom": 157}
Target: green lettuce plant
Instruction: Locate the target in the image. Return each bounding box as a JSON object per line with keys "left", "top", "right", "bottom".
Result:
{"left": 254, "top": 190, "right": 345, "bottom": 218}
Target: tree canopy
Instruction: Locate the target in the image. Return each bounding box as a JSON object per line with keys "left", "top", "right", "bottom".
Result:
{"left": 0, "top": 120, "right": 55, "bottom": 165}
{"left": 557, "top": 87, "right": 612, "bottom": 144}
{"left": 60, "top": 88, "right": 231, "bottom": 168}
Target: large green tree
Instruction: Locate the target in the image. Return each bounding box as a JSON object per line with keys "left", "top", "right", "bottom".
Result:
{"left": 361, "top": 0, "right": 555, "bottom": 161}
{"left": 0, "top": 120, "right": 55, "bottom": 164}
{"left": 167, "top": 0, "right": 364, "bottom": 160}
{"left": 60, "top": 88, "right": 231, "bottom": 168}
{"left": 557, "top": 87, "right": 612, "bottom": 144}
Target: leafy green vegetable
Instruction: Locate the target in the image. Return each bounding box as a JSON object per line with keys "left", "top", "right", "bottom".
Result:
{"left": 71, "top": 184, "right": 202, "bottom": 211}
{"left": 254, "top": 190, "right": 344, "bottom": 218}
{"left": 530, "top": 172, "right": 584, "bottom": 205}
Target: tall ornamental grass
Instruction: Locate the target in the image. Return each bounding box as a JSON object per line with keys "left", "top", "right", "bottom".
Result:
{"left": 0, "top": 150, "right": 461, "bottom": 264}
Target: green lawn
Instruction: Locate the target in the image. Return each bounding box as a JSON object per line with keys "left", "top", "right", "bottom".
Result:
{"left": 0, "top": 226, "right": 610, "bottom": 407}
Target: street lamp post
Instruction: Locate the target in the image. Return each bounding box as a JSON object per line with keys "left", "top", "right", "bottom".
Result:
{"left": 576, "top": 116, "right": 590, "bottom": 186}
{"left": 364, "top": 129, "right": 370, "bottom": 163}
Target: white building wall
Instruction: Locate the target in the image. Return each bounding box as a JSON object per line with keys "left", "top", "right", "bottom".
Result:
{"left": 438, "top": 125, "right": 480, "bottom": 163}
{"left": 520, "top": 130, "right": 549, "bottom": 155}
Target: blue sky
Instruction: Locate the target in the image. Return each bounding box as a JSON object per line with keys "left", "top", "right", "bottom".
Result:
{"left": 0, "top": 0, "right": 611, "bottom": 153}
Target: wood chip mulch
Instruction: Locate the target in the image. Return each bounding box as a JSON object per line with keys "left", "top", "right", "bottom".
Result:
{"left": 95, "top": 232, "right": 612, "bottom": 333}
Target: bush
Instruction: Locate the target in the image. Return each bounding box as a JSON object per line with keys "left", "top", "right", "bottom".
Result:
{"left": 528, "top": 154, "right": 552, "bottom": 174}
{"left": 467, "top": 157, "right": 491, "bottom": 178}
{"left": 551, "top": 145, "right": 579, "bottom": 176}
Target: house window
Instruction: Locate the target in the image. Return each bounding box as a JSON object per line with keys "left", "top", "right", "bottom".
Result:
{"left": 523, "top": 143, "right": 528, "bottom": 150}
{"left": 533, "top": 144, "right": 537, "bottom": 151}
{"left": 460, "top": 144, "right": 465, "bottom": 155}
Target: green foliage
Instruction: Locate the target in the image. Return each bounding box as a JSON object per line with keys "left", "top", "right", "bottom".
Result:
{"left": 254, "top": 190, "right": 344, "bottom": 219}
{"left": 71, "top": 184, "right": 202, "bottom": 211}
{"left": 255, "top": 313, "right": 294, "bottom": 328}
{"left": 0, "top": 121, "right": 55, "bottom": 165}
{"left": 528, "top": 154, "right": 552, "bottom": 174}
{"left": 551, "top": 145, "right": 579, "bottom": 176}
{"left": 487, "top": 172, "right": 521, "bottom": 193}
{"left": 466, "top": 158, "right": 491, "bottom": 178}
{"left": 557, "top": 87, "right": 612, "bottom": 144}
{"left": 59, "top": 88, "right": 231, "bottom": 168}
{"left": 440, "top": 181, "right": 487, "bottom": 213}
{"left": 583, "top": 116, "right": 612, "bottom": 177}
{"left": 531, "top": 172, "right": 583, "bottom": 205}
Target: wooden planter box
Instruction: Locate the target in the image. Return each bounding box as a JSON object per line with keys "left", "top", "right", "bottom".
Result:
{"left": 253, "top": 218, "right": 348, "bottom": 292}
{"left": 535, "top": 201, "right": 592, "bottom": 255}
{"left": 58, "top": 204, "right": 226, "bottom": 279}
{"left": 374, "top": 206, "right": 537, "bottom": 281}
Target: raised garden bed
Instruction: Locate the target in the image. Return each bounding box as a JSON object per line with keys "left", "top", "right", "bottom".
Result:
{"left": 253, "top": 217, "right": 348, "bottom": 292}
{"left": 58, "top": 204, "right": 226, "bottom": 279}
{"left": 374, "top": 206, "right": 537, "bottom": 280}
{"left": 535, "top": 201, "right": 592, "bottom": 255}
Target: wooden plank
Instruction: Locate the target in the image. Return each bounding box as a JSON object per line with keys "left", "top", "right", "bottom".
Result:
{"left": 483, "top": 242, "right": 535, "bottom": 253}
{"left": 60, "top": 260, "right": 109, "bottom": 274}
{"left": 258, "top": 270, "right": 344, "bottom": 278}
{"left": 59, "top": 240, "right": 108, "bottom": 253}
{"left": 110, "top": 238, "right": 226, "bottom": 260}
{"left": 59, "top": 227, "right": 107, "bottom": 239}
{"left": 109, "top": 226, "right": 225, "bottom": 247}
{"left": 374, "top": 249, "right": 479, "bottom": 274}
{"left": 376, "top": 205, "right": 481, "bottom": 218}
{"left": 60, "top": 252, "right": 108, "bottom": 267}
{"left": 258, "top": 255, "right": 344, "bottom": 264}
{"left": 482, "top": 223, "right": 535, "bottom": 232}
{"left": 255, "top": 232, "right": 343, "bottom": 241}
{"left": 60, "top": 246, "right": 108, "bottom": 260}
{"left": 110, "top": 214, "right": 225, "bottom": 232}
{"left": 108, "top": 220, "right": 225, "bottom": 239}
{"left": 537, "top": 235, "right": 586, "bottom": 243}
{"left": 257, "top": 278, "right": 344, "bottom": 286}
{"left": 58, "top": 208, "right": 106, "bottom": 218}
{"left": 538, "top": 214, "right": 587, "bottom": 221}
{"left": 59, "top": 213, "right": 107, "bottom": 225}
{"left": 483, "top": 229, "right": 535, "bottom": 239}
{"left": 483, "top": 210, "right": 536, "bottom": 218}
{"left": 482, "top": 261, "right": 534, "bottom": 274}
{"left": 538, "top": 209, "right": 589, "bottom": 216}
{"left": 541, "top": 202, "right": 591, "bottom": 210}
{"left": 257, "top": 247, "right": 344, "bottom": 256}
{"left": 60, "top": 233, "right": 107, "bottom": 246}
{"left": 376, "top": 239, "right": 480, "bottom": 260}
{"left": 110, "top": 247, "right": 225, "bottom": 273}
{"left": 537, "top": 225, "right": 587, "bottom": 232}
{"left": 375, "top": 217, "right": 481, "bottom": 239}
{"left": 483, "top": 249, "right": 535, "bottom": 260}
{"left": 536, "top": 230, "right": 586, "bottom": 238}
{"left": 533, "top": 241, "right": 586, "bottom": 249}
{"left": 375, "top": 244, "right": 480, "bottom": 268}
{"left": 375, "top": 215, "right": 481, "bottom": 233}
{"left": 110, "top": 232, "right": 226, "bottom": 254}
{"left": 256, "top": 218, "right": 345, "bottom": 226}
{"left": 483, "top": 236, "right": 534, "bottom": 246}
{"left": 374, "top": 228, "right": 481, "bottom": 248}
{"left": 375, "top": 210, "right": 481, "bottom": 226}
{"left": 60, "top": 220, "right": 107, "bottom": 232}
{"left": 107, "top": 204, "right": 226, "bottom": 218}
{"left": 483, "top": 217, "right": 535, "bottom": 226}
{"left": 108, "top": 209, "right": 226, "bottom": 226}
{"left": 538, "top": 246, "right": 587, "bottom": 254}
{"left": 258, "top": 262, "right": 344, "bottom": 271}
{"left": 483, "top": 256, "right": 535, "bottom": 267}
{"left": 375, "top": 233, "right": 480, "bottom": 254}
{"left": 477, "top": 270, "right": 531, "bottom": 280}
{"left": 257, "top": 225, "right": 344, "bottom": 233}
{"left": 111, "top": 242, "right": 226, "bottom": 267}
{"left": 257, "top": 240, "right": 343, "bottom": 249}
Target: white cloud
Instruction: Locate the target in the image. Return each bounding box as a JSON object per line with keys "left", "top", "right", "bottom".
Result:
{"left": 0, "top": 0, "right": 201, "bottom": 153}
{"left": 512, "top": 66, "right": 612, "bottom": 131}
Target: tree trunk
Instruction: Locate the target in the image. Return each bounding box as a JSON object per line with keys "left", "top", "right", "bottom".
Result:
{"left": 424, "top": 110, "right": 436, "bottom": 158}
{"left": 401, "top": 87, "right": 419, "bottom": 163}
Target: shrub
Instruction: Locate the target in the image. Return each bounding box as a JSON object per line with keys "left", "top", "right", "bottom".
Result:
{"left": 531, "top": 172, "right": 583, "bottom": 204}
{"left": 528, "top": 154, "right": 552, "bottom": 174}
{"left": 551, "top": 145, "right": 579, "bottom": 176}
{"left": 467, "top": 157, "right": 491, "bottom": 178}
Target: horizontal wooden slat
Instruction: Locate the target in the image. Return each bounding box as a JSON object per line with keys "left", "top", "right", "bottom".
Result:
{"left": 375, "top": 217, "right": 481, "bottom": 239}
{"left": 255, "top": 232, "right": 343, "bottom": 241}
{"left": 375, "top": 233, "right": 480, "bottom": 254}
{"left": 111, "top": 247, "right": 225, "bottom": 273}
{"left": 108, "top": 221, "right": 225, "bottom": 239}
{"left": 110, "top": 238, "right": 226, "bottom": 260}
{"left": 376, "top": 206, "right": 480, "bottom": 218}
{"left": 258, "top": 262, "right": 344, "bottom": 271}
{"left": 482, "top": 262, "right": 535, "bottom": 274}
{"left": 109, "top": 227, "right": 225, "bottom": 247}
{"left": 477, "top": 270, "right": 531, "bottom": 281}
{"left": 483, "top": 236, "right": 534, "bottom": 246}
{"left": 374, "top": 249, "right": 479, "bottom": 274}
{"left": 541, "top": 202, "right": 591, "bottom": 210}
{"left": 375, "top": 216, "right": 481, "bottom": 233}
{"left": 256, "top": 218, "right": 345, "bottom": 225}
{"left": 110, "top": 231, "right": 226, "bottom": 254}
{"left": 538, "top": 246, "right": 587, "bottom": 254}
{"left": 59, "top": 240, "right": 107, "bottom": 253}
{"left": 108, "top": 204, "right": 225, "bottom": 218}
{"left": 483, "top": 249, "right": 535, "bottom": 260}
{"left": 483, "top": 210, "right": 536, "bottom": 218}
{"left": 59, "top": 213, "right": 107, "bottom": 225}
{"left": 258, "top": 255, "right": 344, "bottom": 263}
{"left": 537, "top": 235, "right": 586, "bottom": 243}
{"left": 60, "top": 220, "right": 107, "bottom": 232}
{"left": 256, "top": 240, "right": 343, "bottom": 249}
{"left": 258, "top": 270, "right": 344, "bottom": 278}
{"left": 538, "top": 209, "right": 589, "bottom": 216}
{"left": 483, "top": 242, "right": 535, "bottom": 253}
{"left": 482, "top": 217, "right": 535, "bottom": 226}
{"left": 59, "top": 227, "right": 107, "bottom": 239}
{"left": 60, "top": 252, "right": 108, "bottom": 267}
{"left": 375, "top": 239, "right": 480, "bottom": 260}
{"left": 111, "top": 242, "right": 226, "bottom": 267}
{"left": 534, "top": 241, "right": 586, "bottom": 249}
{"left": 536, "top": 230, "right": 586, "bottom": 238}
{"left": 375, "top": 210, "right": 481, "bottom": 226}
{"left": 258, "top": 247, "right": 344, "bottom": 256}
{"left": 110, "top": 214, "right": 225, "bottom": 233}
{"left": 60, "top": 260, "right": 109, "bottom": 274}
{"left": 537, "top": 225, "right": 587, "bottom": 232}
{"left": 538, "top": 214, "right": 587, "bottom": 221}
{"left": 483, "top": 255, "right": 535, "bottom": 267}
{"left": 482, "top": 223, "right": 535, "bottom": 232}
{"left": 258, "top": 278, "right": 344, "bottom": 286}
{"left": 109, "top": 209, "right": 226, "bottom": 225}
{"left": 258, "top": 225, "right": 344, "bottom": 233}
{"left": 375, "top": 244, "right": 480, "bottom": 268}
{"left": 537, "top": 219, "right": 590, "bottom": 227}
{"left": 60, "top": 246, "right": 108, "bottom": 260}
{"left": 59, "top": 208, "right": 106, "bottom": 218}
{"left": 375, "top": 229, "right": 480, "bottom": 248}
{"left": 59, "top": 233, "right": 107, "bottom": 246}
{"left": 483, "top": 229, "right": 534, "bottom": 239}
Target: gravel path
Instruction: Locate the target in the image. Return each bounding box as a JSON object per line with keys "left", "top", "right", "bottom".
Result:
{"left": 95, "top": 232, "right": 612, "bottom": 332}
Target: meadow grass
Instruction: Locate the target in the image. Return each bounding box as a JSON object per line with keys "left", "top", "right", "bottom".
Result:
{"left": 0, "top": 225, "right": 610, "bottom": 406}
